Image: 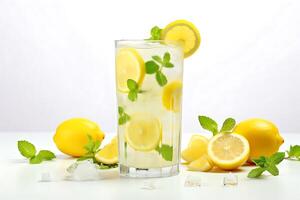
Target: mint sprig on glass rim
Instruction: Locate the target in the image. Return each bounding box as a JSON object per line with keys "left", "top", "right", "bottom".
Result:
{"left": 148, "top": 26, "right": 162, "bottom": 40}
{"left": 145, "top": 52, "right": 174, "bottom": 86}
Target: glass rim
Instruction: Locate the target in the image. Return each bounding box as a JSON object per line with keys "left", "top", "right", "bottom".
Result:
{"left": 115, "top": 39, "right": 183, "bottom": 46}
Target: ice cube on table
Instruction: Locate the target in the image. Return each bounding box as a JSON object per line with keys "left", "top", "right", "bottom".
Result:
{"left": 223, "top": 172, "right": 238, "bottom": 186}
{"left": 184, "top": 175, "right": 202, "bottom": 187}
{"left": 66, "top": 159, "right": 102, "bottom": 181}
{"left": 140, "top": 181, "right": 156, "bottom": 190}
{"left": 39, "top": 172, "right": 52, "bottom": 182}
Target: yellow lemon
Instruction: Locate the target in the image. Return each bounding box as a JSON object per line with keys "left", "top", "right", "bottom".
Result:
{"left": 181, "top": 134, "right": 209, "bottom": 163}
{"left": 161, "top": 19, "right": 201, "bottom": 58}
{"left": 53, "top": 118, "right": 105, "bottom": 157}
{"left": 233, "top": 118, "right": 284, "bottom": 160}
{"left": 95, "top": 137, "right": 118, "bottom": 164}
{"left": 162, "top": 80, "right": 183, "bottom": 112}
{"left": 116, "top": 48, "right": 145, "bottom": 92}
{"left": 207, "top": 133, "right": 250, "bottom": 170}
{"left": 125, "top": 112, "right": 161, "bottom": 151}
{"left": 187, "top": 154, "right": 214, "bottom": 172}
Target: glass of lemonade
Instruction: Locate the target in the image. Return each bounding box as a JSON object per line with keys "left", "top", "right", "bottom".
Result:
{"left": 115, "top": 40, "right": 183, "bottom": 178}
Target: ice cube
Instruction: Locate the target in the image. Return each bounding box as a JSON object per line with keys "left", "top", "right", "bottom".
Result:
{"left": 40, "top": 172, "right": 52, "bottom": 182}
{"left": 66, "top": 159, "right": 101, "bottom": 181}
{"left": 184, "top": 175, "right": 202, "bottom": 187}
{"left": 223, "top": 172, "right": 238, "bottom": 186}
{"left": 140, "top": 181, "right": 156, "bottom": 190}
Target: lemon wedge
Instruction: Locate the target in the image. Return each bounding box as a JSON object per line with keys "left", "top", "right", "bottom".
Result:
{"left": 181, "top": 134, "right": 209, "bottom": 163}
{"left": 187, "top": 154, "right": 214, "bottom": 172}
{"left": 125, "top": 112, "right": 161, "bottom": 151}
{"left": 162, "top": 80, "right": 183, "bottom": 112}
{"left": 161, "top": 20, "right": 201, "bottom": 58}
{"left": 207, "top": 133, "right": 250, "bottom": 170}
{"left": 95, "top": 138, "right": 118, "bottom": 164}
{"left": 116, "top": 48, "right": 145, "bottom": 92}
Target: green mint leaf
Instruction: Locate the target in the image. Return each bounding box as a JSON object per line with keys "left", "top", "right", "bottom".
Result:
{"left": 118, "top": 113, "right": 130, "bottom": 125}
{"left": 164, "top": 62, "right": 174, "bottom": 68}
{"left": 156, "top": 144, "right": 173, "bottom": 161}
{"left": 266, "top": 164, "right": 279, "bottom": 176}
{"left": 29, "top": 156, "right": 43, "bottom": 164}
{"left": 145, "top": 61, "right": 159, "bottom": 74}
{"left": 252, "top": 156, "right": 267, "bottom": 168}
{"left": 127, "top": 79, "right": 138, "bottom": 91}
{"left": 128, "top": 90, "right": 138, "bottom": 101}
{"left": 84, "top": 135, "right": 95, "bottom": 153}
{"left": 220, "top": 118, "right": 236, "bottom": 132}
{"left": 198, "top": 116, "right": 219, "bottom": 135}
{"left": 152, "top": 56, "right": 163, "bottom": 64}
{"left": 163, "top": 52, "right": 171, "bottom": 63}
{"left": 149, "top": 26, "right": 162, "bottom": 40}
{"left": 37, "top": 150, "right": 55, "bottom": 161}
{"left": 118, "top": 106, "right": 124, "bottom": 115}
{"left": 287, "top": 145, "right": 300, "bottom": 160}
{"left": 93, "top": 140, "right": 101, "bottom": 152}
{"left": 247, "top": 167, "right": 266, "bottom": 178}
{"left": 268, "top": 152, "right": 285, "bottom": 164}
{"left": 155, "top": 71, "right": 167, "bottom": 86}
{"left": 17, "top": 140, "right": 36, "bottom": 158}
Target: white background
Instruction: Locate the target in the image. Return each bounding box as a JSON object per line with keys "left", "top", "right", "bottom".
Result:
{"left": 0, "top": 0, "right": 299, "bottom": 133}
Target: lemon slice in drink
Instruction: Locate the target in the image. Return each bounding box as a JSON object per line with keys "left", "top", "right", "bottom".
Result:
{"left": 95, "top": 138, "right": 118, "bottom": 164}
{"left": 125, "top": 113, "right": 161, "bottom": 151}
{"left": 161, "top": 20, "right": 201, "bottom": 58}
{"left": 162, "top": 80, "right": 182, "bottom": 112}
{"left": 116, "top": 48, "right": 145, "bottom": 92}
{"left": 207, "top": 133, "right": 250, "bottom": 170}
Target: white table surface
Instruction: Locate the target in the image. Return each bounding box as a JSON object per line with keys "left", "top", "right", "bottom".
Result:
{"left": 0, "top": 132, "right": 300, "bottom": 200}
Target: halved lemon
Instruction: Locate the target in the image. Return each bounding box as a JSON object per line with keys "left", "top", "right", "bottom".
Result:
{"left": 162, "top": 80, "right": 182, "bottom": 112}
{"left": 161, "top": 20, "right": 201, "bottom": 58}
{"left": 116, "top": 48, "right": 145, "bottom": 92}
{"left": 207, "top": 133, "right": 250, "bottom": 170}
{"left": 125, "top": 113, "right": 161, "bottom": 151}
{"left": 181, "top": 134, "right": 209, "bottom": 163}
{"left": 95, "top": 138, "right": 118, "bottom": 164}
{"left": 187, "top": 154, "right": 214, "bottom": 172}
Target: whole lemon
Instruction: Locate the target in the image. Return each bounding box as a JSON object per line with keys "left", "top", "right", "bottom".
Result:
{"left": 53, "top": 118, "right": 105, "bottom": 157}
{"left": 233, "top": 118, "right": 284, "bottom": 160}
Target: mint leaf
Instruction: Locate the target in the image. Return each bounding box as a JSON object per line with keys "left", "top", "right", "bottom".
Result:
{"left": 145, "top": 61, "right": 159, "bottom": 74}
{"left": 198, "top": 116, "right": 218, "bottom": 135}
{"left": 37, "top": 150, "right": 55, "bottom": 161}
{"left": 287, "top": 145, "right": 300, "bottom": 160}
{"left": 155, "top": 71, "right": 167, "bottom": 86}
{"left": 152, "top": 56, "right": 163, "bottom": 64}
{"left": 17, "top": 140, "right": 36, "bottom": 158}
{"left": 29, "top": 156, "right": 43, "bottom": 164}
{"left": 156, "top": 144, "right": 173, "bottom": 161}
{"left": 119, "top": 114, "right": 130, "bottom": 125}
{"left": 220, "top": 118, "right": 236, "bottom": 132}
{"left": 84, "top": 135, "right": 95, "bottom": 153}
{"left": 268, "top": 152, "right": 285, "bottom": 164}
{"left": 266, "top": 164, "right": 279, "bottom": 176}
{"left": 127, "top": 79, "right": 138, "bottom": 91}
{"left": 93, "top": 140, "right": 101, "bottom": 152}
{"left": 248, "top": 167, "right": 266, "bottom": 178}
{"left": 252, "top": 156, "right": 267, "bottom": 168}
{"left": 163, "top": 52, "right": 171, "bottom": 63}
{"left": 164, "top": 62, "right": 174, "bottom": 68}
{"left": 149, "top": 26, "right": 162, "bottom": 40}
{"left": 128, "top": 90, "right": 138, "bottom": 101}
{"left": 118, "top": 106, "right": 124, "bottom": 115}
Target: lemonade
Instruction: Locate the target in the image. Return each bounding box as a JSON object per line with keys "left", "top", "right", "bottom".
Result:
{"left": 115, "top": 40, "right": 184, "bottom": 177}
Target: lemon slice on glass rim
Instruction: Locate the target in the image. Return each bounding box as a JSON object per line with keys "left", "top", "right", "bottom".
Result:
{"left": 161, "top": 19, "right": 201, "bottom": 58}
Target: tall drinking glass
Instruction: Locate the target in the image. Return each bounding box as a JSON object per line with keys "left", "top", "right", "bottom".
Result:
{"left": 115, "top": 40, "right": 183, "bottom": 178}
